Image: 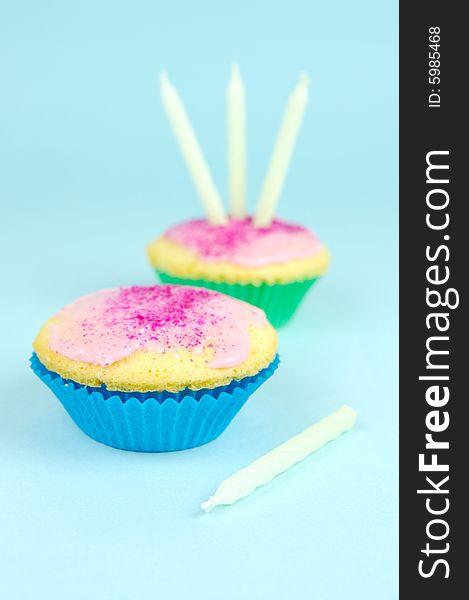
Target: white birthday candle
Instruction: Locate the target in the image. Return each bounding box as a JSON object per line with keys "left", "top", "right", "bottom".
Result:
{"left": 160, "top": 72, "right": 228, "bottom": 225}
{"left": 201, "top": 405, "right": 357, "bottom": 512}
{"left": 253, "top": 73, "right": 309, "bottom": 228}
{"left": 227, "top": 63, "right": 246, "bottom": 218}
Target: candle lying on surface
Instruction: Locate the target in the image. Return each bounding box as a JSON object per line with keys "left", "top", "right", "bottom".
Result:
{"left": 201, "top": 405, "right": 357, "bottom": 512}
{"left": 160, "top": 72, "right": 227, "bottom": 225}
{"left": 227, "top": 63, "right": 246, "bottom": 218}
{"left": 254, "top": 73, "right": 309, "bottom": 228}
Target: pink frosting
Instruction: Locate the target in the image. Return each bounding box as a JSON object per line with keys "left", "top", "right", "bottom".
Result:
{"left": 48, "top": 285, "right": 267, "bottom": 369}
{"left": 164, "top": 217, "right": 323, "bottom": 267}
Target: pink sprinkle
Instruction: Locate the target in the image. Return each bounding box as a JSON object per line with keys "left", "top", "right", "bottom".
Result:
{"left": 48, "top": 285, "right": 267, "bottom": 368}
{"left": 164, "top": 216, "right": 322, "bottom": 267}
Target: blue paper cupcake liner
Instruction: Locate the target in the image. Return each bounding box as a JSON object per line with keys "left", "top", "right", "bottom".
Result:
{"left": 30, "top": 353, "right": 279, "bottom": 452}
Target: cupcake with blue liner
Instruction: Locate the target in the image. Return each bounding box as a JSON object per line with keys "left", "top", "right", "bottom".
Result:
{"left": 31, "top": 285, "right": 278, "bottom": 452}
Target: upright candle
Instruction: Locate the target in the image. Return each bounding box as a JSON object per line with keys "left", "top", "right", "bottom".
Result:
{"left": 201, "top": 405, "right": 357, "bottom": 512}
{"left": 228, "top": 64, "right": 246, "bottom": 218}
{"left": 160, "top": 72, "right": 227, "bottom": 225}
{"left": 253, "top": 73, "right": 309, "bottom": 228}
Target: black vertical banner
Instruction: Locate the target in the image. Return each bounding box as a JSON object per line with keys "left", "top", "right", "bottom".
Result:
{"left": 400, "top": 2, "right": 465, "bottom": 597}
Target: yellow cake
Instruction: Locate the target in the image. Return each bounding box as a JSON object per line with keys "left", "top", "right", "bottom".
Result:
{"left": 33, "top": 285, "right": 277, "bottom": 393}
{"left": 148, "top": 235, "right": 330, "bottom": 286}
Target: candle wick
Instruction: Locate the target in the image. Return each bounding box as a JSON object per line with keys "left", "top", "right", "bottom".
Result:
{"left": 231, "top": 62, "right": 240, "bottom": 80}
{"left": 299, "top": 72, "right": 309, "bottom": 87}
{"left": 160, "top": 70, "right": 169, "bottom": 87}
{"left": 201, "top": 497, "right": 216, "bottom": 512}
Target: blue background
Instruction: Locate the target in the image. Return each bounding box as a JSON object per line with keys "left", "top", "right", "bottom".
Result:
{"left": 0, "top": 1, "right": 397, "bottom": 599}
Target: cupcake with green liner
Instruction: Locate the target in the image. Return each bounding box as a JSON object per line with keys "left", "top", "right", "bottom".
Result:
{"left": 147, "top": 217, "right": 329, "bottom": 328}
{"left": 149, "top": 68, "right": 329, "bottom": 327}
{"left": 31, "top": 284, "right": 278, "bottom": 452}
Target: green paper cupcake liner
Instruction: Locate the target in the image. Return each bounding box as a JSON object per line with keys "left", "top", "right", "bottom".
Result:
{"left": 155, "top": 271, "right": 319, "bottom": 328}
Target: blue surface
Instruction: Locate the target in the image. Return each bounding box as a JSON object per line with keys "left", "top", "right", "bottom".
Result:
{"left": 0, "top": 1, "right": 397, "bottom": 599}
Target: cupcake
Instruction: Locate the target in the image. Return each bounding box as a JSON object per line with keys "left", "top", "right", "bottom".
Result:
{"left": 147, "top": 217, "right": 330, "bottom": 328}
{"left": 31, "top": 285, "right": 278, "bottom": 452}
{"left": 153, "top": 70, "right": 329, "bottom": 327}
